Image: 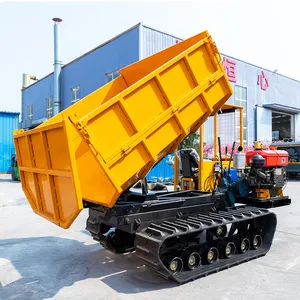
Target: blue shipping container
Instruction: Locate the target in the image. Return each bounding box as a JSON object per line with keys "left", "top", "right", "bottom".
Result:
{"left": 147, "top": 155, "right": 174, "bottom": 180}
{"left": 0, "top": 112, "right": 20, "bottom": 172}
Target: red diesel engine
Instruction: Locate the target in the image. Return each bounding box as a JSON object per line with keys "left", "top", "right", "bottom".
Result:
{"left": 246, "top": 144, "right": 288, "bottom": 199}
{"left": 245, "top": 147, "right": 289, "bottom": 199}
{"left": 236, "top": 142, "right": 291, "bottom": 208}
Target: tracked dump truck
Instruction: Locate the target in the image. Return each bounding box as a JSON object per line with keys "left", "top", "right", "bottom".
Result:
{"left": 13, "top": 31, "right": 290, "bottom": 284}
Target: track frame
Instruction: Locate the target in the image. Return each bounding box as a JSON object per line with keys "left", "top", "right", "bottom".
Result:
{"left": 85, "top": 190, "right": 277, "bottom": 283}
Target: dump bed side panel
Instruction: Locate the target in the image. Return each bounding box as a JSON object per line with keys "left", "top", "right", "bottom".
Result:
{"left": 14, "top": 121, "right": 83, "bottom": 228}
{"left": 14, "top": 30, "right": 233, "bottom": 228}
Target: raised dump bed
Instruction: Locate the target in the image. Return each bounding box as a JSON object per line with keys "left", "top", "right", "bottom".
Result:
{"left": 13, "top": 30, "right": 233, "bottom": 228}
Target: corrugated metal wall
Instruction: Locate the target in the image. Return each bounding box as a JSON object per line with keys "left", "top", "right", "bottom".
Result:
{"left": 141, "top": 24, "right": 181, "bottom": 58}
{"left": 0, "top": 112, "right": 20, "bottom": 173}
{"left": 61, "top": 26, "right": 139, "bottom": 111}
{"left": 22, "top": 74, "right": 53, "bottom": 127}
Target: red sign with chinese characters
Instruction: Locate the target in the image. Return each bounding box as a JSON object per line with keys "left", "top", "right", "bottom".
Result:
{"left": 222, "top": 56, "right": 270, "bottom": 90}
{"left": 257, "top": 70, "right": 269, "bottom": 90}
{"left": 222, "top": 56, "right": 237, "bottom": 83}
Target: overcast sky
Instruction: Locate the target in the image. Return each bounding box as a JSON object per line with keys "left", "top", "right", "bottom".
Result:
{"left": 1, "top": 0, "right": 299, "bottom": 113}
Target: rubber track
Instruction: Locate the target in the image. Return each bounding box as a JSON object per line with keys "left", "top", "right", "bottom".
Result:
{"left": 134, "top": 205, "right": 277, "bottom": 284}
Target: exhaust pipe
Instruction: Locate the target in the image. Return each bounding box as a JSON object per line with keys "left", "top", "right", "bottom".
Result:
{"left": 52, "top": 17, "right": 62, "bottom": 116}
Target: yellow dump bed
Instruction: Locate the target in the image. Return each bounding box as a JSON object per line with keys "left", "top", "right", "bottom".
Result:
{"left": 14, "top": 30, "right": 233, "bottom": 228}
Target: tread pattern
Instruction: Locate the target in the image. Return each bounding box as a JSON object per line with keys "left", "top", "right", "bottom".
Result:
{"left": 135, "top": 206, "right": 277, "bottom": 283}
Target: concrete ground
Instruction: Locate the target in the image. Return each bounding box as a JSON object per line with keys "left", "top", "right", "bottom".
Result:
{"left": 0, "top": 174, "right": 300, "bottom": 300}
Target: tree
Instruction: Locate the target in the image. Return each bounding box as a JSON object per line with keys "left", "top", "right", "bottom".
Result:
{"left": 180, "top": 131, "right": 200, "bottom": 151}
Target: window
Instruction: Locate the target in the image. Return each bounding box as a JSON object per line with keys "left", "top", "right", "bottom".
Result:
{"left": 234, "top": 86, "right": 247, "bottom": 142}
{"left": 106, "top": 70, "right": 120, "bottom": 82}
{"left": 46, "top": 96, "right": 53, "bottom": 119}
{"left": 272, "top": 112, "right": 294, "bottom": 141}
{"left": 71, "top": 85, "right": 80, "bottom": 104}
{"left": 28, "top": 105, "right": 33, "bottom": 120}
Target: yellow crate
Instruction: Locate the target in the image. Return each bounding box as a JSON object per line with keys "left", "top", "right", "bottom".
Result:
{"left": 14, "top": 30, "right": 233, "bottom": 228}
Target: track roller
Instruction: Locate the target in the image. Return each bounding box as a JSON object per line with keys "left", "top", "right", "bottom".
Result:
{"left": 206, "top": 247, "right": 219, "bottom": 264}
{"left": 239, "top": 238, "right": 250, "bottom": 253}
{"left": 223, "top": 242, "right": 236, "bottom": 258}
{"left": 167, "top": 257, "right": 184, "bottom": 274}
{"left": 183, "top": 251, "right": 201, "bottom": 270}
{"left": 213, "top": 225, "right": 227, "bottom": 238}
{"left": 251, "top": 234, "right": 262, "bottom": 250}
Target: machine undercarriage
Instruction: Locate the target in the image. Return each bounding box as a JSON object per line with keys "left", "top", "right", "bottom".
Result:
{"left": 86, "top": 190, "right": 277, "bottom": 283}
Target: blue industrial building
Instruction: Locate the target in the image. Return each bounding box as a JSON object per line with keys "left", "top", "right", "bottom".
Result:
{"left": 21, "top": 23, "right": 179, "bottom": 128}
{"left": 21, "top": 23, "right": 179, "bottom": 179}
{"left": 21, "top": 22, "right": 300, "bottom": 178}
{"left": 0, "top": 112, "right": 20, "bottom": 173}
